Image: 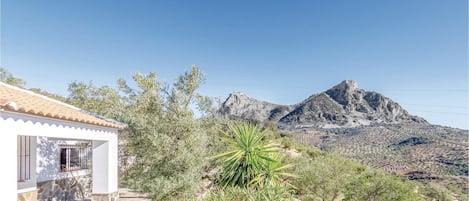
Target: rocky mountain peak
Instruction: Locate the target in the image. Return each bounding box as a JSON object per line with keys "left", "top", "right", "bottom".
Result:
{"left": 325, "top": 80, "right": 362, "bottom": 108}
{"left": 330, "top": 80, "right": 358, "bottom": 92}
{"left": 218, "top": 80, "right": 428, "bottom": 130}
{"left": 218, "top": 92, "right": 294, "bottom": 122}
{"left": 230, "top": 91, "right": 247, "bottom": 97}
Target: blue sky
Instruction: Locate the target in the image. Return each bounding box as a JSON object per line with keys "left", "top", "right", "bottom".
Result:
{"left": 1, "top": 0, "right": 468, "bottom": 129}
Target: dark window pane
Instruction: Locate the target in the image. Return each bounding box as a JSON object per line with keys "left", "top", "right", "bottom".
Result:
{"left": 60, "top": 148, "right": 67, "bottom": 172}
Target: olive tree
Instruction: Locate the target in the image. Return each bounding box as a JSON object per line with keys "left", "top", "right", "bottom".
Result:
{"left": 0, "top": 67, "right": 26, "bottom": 87}
{"left": 67, "top": 66, "right": 212, "bottom": 200}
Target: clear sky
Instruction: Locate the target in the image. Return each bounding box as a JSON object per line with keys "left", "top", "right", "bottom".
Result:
{"left": 1, "top": 0, "right": 468, "bottom": 129}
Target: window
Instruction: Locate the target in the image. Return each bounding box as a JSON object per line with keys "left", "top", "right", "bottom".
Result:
{"left": 17, "top": 136, "right": 32, "bottom": 182}
{"left": 59, "top": 143, "right": 91, "bottom": 172}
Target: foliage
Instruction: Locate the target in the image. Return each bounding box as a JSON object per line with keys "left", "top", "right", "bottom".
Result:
{"left": 67, "top": 65, "right": 212, "bottom": 200}
{"left": 281, "top": 138, "right": 426, "bottom": 201}
{"left": 250, "top": 153, "right": 297, "bottom": 187}
{"left": 0, "top": 67, "right": 26, "bottom": 87}
{"left": 343, "top": 170, "right": 422, "bottom": 201}
{"left": 289, "top": 153, "right": 364, "bottom": 201}
{"left": 202, "top": 118, "right": 235, "bottom": 170}
{"left": 205, "top": 185, "right": 296, "bottom": 201}
{"left": 212, "top": 123, "right": 295, "bottom": 188}
{"left": 444, "top": 182, "right": 468, "bottom": 201}
{"left": 421, "top": 182, "right": 454, "bottom": 201}
{"left": 67, "top": 81, "right": 123, "bottom": 118}
{"left": 29, "top": 88, "right": 66, "bottom": 102}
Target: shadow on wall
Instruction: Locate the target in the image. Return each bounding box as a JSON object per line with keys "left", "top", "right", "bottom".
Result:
{"left": 37, "top": 137, "right": 59, "bottom": 182}
{"left": 36, "top": 137, "right": 92, "bottom": 201}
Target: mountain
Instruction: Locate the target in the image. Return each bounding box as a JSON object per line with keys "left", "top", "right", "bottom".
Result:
{"left": 218, "top": 91, "right": 294, "bottom": 122}
{"left": 218, "top": 80, "right": 427, "bottom": 129}
{"left": 218, "top": 80, "right": 468, "bottom": 195}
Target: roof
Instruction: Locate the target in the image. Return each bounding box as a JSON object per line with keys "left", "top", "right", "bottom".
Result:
{"left": 0, "top": 82, "right": 124, "bottom": 129}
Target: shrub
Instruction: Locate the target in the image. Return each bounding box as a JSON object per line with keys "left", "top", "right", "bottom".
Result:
{"left": 343, "top": 170, "right": 423, "bottom": 201}
{"left": 212, "top": 123, "right": 295, "bottom": 188}
{"left": 290, "top": 154, "right": 364, "bottom": 201}
{"left": 421, "top": 183, "right": 453, "bottom": 201}
{"left": 205, "top": 185, "right": 296, "bottom": 201}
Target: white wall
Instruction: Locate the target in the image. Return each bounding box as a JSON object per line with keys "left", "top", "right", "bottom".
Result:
{"left": 0, "top": 122, "right": 19, "bottom": 200}
{"left": 92, "top": 133, "right": 119, "bottom": 194}
{"left": 17, "top": 136, "right": 37, "bottom": 191}
{"left": 0, "top": 110, "right": 120, "bottom": 199}
{"left": 36, "top": 137, "right": 90, "bottom": 183}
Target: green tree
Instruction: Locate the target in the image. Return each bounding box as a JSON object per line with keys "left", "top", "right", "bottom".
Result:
{"left": 67, "top": 81, "right": 123, "bottom": 117}
{"left": 0, "top": 67, "right": 26, "bottom": 87}
{"left": 67, "top": 66, "right": 212, "bottom": 200}
{"left": 29, "top": 88, "right": 66, "bottom": 102}
{"left": 0, "top": 66, "right": 64, "bottom": 100}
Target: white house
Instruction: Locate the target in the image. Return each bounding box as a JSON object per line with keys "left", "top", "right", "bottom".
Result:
{"left": 0, "top": 82, "right": 125, "bottom": 201}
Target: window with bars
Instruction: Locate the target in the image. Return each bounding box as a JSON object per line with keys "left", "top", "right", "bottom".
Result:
{"left": 17, "top": 136, "right": 32, "bottom": 183}
{"left": 59, "top": 143, "right": 91, "bottom": 172}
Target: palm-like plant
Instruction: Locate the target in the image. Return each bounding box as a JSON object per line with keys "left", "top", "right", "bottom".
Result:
{"left": 212, "top": 123, "right": 295, "bottom": 188}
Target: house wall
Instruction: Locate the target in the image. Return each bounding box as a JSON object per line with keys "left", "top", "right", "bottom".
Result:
{"left": 18, "top": 136, "right": 37, "bottom": 191}
{"left": 36, "top": 137, "right": 93, "bottom": 200}
{"left": 36, "top": 174, "right": 92, "bottom": 201}
{"left": 1, "top": 111, "right": 120, "bottom": 201}
{"left": 36, "top": 137, "right": 90, "bottom": 183}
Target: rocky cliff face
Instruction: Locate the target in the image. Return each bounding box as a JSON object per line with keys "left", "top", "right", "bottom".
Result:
{"left": 218, "top": 80, "right": 427, "bottom": 129}
{"left": 218, "top": 92, "right": 294, "bottom": 122}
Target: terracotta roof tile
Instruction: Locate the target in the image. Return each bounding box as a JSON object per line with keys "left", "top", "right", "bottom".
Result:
{"left": 0, "top": 82, "right": 124, "bottom": 129}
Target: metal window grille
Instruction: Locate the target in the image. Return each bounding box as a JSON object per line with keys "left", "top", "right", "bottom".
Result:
{"left": 59, "top": 142, "right": 91, "bottom": 172}
{"left": 17, "top": 136, "right": 32, "bottom": 182}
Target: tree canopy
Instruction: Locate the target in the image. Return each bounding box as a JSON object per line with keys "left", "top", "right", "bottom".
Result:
{"left": 0, "top": 67, "right": 26, "bottom": 87}
{"left": 67, "top": 66, "right": 212, "bottom": 200}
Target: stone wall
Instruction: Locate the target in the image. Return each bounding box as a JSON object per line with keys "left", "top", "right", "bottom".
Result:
{"left": 37, "top": 174, "right": 92, "bottom": 201}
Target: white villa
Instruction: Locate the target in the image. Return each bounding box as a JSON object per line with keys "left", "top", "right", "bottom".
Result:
{"left": 0, "top": 82, "right": 124, "bottom": 201}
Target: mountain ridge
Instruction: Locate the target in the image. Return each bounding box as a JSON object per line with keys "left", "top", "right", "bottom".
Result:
{"left": 218, "top": 80, "right": 427, "bottom": 130}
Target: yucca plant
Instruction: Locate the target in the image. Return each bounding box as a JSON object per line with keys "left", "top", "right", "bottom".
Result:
{"left": 212, "top": 123, "right": 295, "bottom": 188}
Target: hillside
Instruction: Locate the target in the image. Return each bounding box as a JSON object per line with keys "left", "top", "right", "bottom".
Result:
{"left": 217, "top": 80, "right": 468, "bottom": 197}
{"left": 292, "top": 124, "right": 468, "bottom": 192}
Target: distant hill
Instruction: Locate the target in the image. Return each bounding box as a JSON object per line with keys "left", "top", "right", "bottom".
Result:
{"left": 218, "top": 80, "right": 427, "bottom": 129}
{"left": 292, "top": 123, "right": 468, "bottom": 194}
{"left": 217, "top": 80, "right": 468, "bottom": 195}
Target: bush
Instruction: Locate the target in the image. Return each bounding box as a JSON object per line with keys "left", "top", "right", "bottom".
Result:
{"left": 289, "top": 154, "right": 364, "bottom": 201}
{"left": 343, "top": 170, "right": 422, "bottom": 201}
{"left": 205, "top": 185, "right": 296, "bottom": 201}
{"left": 421, "top": 182, "right": 453, "bottom": 201}
{"left": 212, "top": 123, "right": 296, "bottom": 188}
